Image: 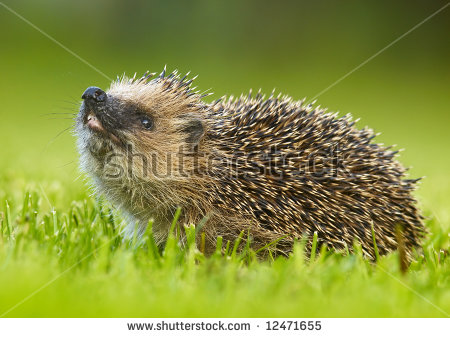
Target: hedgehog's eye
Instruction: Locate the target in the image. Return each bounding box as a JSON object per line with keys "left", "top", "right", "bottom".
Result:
{"left": 140, "top": 117, "right": 153, "bottom": 130}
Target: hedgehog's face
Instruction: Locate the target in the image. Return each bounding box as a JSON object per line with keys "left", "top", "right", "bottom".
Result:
{"left": 76, "top": 74, "right": 206, "bottom": 183}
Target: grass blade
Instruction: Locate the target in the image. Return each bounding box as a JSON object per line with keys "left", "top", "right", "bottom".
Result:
{"left": 4, "top": 200, "right": 11, "bottom": 238}
{"left": 371, "top": 222, "right": 380, "bottom": 262}
{"left": 310, "top": 231, "right": 318, "bottom": 262}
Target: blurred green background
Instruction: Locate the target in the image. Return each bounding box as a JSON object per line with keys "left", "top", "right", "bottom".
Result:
{"left": 0, "top": 0, "right": 449, "bottom": 222}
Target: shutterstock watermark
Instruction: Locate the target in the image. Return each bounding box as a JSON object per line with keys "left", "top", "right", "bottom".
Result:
{"left": 87, "top": 140, "right": 350, "bottom": 181}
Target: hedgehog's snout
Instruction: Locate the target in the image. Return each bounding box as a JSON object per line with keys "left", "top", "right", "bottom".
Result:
{"left": 82, "top": 86, "right": 106, "bottom": 104}
{"left": 80, "top": 86, "right": 110, "bottom": 135}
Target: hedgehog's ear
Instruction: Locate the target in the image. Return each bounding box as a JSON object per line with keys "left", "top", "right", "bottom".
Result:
{"left": 181, "top": 117, "right": 204, "bottom": 145}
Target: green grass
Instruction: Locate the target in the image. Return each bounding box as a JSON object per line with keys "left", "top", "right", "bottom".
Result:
{"left": 0, "top": 189, "right": 448, "bottom": 317}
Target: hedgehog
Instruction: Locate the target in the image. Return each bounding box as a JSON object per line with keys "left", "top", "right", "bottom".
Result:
{"left": 75, "top": 68, "right": 425, "bottom": 259}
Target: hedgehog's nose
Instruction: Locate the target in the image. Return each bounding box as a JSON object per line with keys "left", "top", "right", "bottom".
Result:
{"left": 82, "top": 86, "right": 106, "bottom": 103}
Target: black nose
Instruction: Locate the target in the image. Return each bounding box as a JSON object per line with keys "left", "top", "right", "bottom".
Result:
{"left": 82, "top": 86, "right": 106, "bottom": 103}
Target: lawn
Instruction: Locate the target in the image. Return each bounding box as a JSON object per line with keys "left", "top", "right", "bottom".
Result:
{"left": 0, "top": 187, "right": 448, "bottom": 317}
